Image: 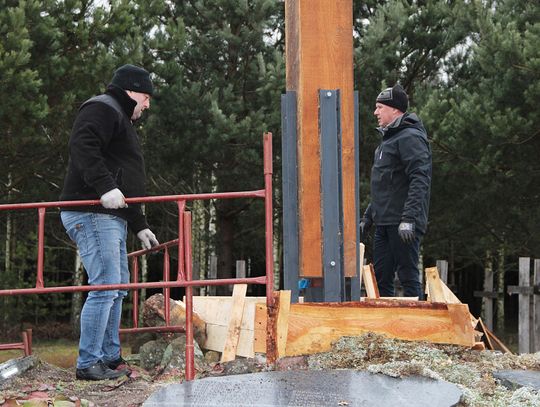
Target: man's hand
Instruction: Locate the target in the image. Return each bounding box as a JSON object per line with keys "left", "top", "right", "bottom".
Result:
{"left": 359, "top": 217, "right": 372, "bottom": 242}
{"left": 137, "top": 228, "right": 159, "bottom": 250}
{"left": 398, "top": 221, "right": 415, "bottom": 244}
{"left": 100, "top": 188, "right": 128, "bottom": 209}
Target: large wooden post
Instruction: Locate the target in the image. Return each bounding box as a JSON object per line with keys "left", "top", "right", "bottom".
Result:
{"left": 285, "top": 0, "right": 355, "bottom": 279}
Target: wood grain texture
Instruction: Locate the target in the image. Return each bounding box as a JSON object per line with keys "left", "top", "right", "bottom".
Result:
{"left": 362, "top": 264, "right": 380, "bottom": 298}
{"left": 426, "top": 267, "right": 446, "bottom": 302}
{"left": 276, "top": 291, "right": 292, "bottom": 358}
{"left": 286, "top": 0, "right": 355, "bottom": 277}
{"left": 186, "top": 296, "right": 266, "bottom": 358}
{"left": 254, "top": 301, "right": 476, "bottom": 356}
{"left": 220, "top": 284, "right": 248, "bottom": 362}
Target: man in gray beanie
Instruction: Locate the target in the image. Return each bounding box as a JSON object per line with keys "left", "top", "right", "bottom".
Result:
{"left": 360, "top": 83, "right": 432, "bottom": 298}
{"left": 60, "top": 64, "right": 159, "bottom": 380}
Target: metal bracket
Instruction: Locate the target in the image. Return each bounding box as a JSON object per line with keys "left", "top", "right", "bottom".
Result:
{"left": 319, "top": 89, "right": 345, "bottom": 302}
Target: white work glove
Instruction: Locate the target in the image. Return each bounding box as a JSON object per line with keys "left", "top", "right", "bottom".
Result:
{"left": 137, "top": 228, "right": 159, "bottom": 250}
{"left": 100, "top": 188, "right": 128, "bottom": 209}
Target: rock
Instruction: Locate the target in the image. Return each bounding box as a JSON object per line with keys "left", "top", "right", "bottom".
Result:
{"left": 204, "top": 350, "right": 220, "bottom": 364}
{"left": 139, "top": 338, "right": 169, "bottom": 370}
{"left": 160, "top": 336, "right": 208, "bottom": 374}
{"left": 275, "top": 355, "right": 309, "bottom": 371}
{"left": 142, "top": 294, "right": 207, "bottom": 345}
{"left": 494, "top": 369, "right": 540, "bottom": 391}
{"left": 0, "top": 356, "right": 38, "bottom": 382}
{"left": 130, "top": 332, "right": 158, "bottom": 354}
{"left": 211, "top": 357, "right": 266, "bottom": 376}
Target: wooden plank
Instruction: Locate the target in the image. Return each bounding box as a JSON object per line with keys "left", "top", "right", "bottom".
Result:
{"left": 441, "top": 281, "right": 461, "bottom": 304}
{"left": 486, "top": 328, "right": 513, "bottom": 354}
{"left": 426, "top": 267, "right": 446, "bottom": 303}
{"left": 518, "top": 257, "right": 530, "bottom": 354}
{"left": 220, "top": 284, "right": 248, "bottom": 362}
{"left": 362, "top": 264, "right": 380, "bottom": 298}
{"left": 478, "top": 318, "right": 494, "bottom": 350}
{"left": 286, "top": 0, "right": 355, "bottom": 278}
{"left": 534, "top": 259, "right": 540, "bottom": 352}
{"left": 380, "top": 297, "right": 418, "bottom": 301}
{"left": 253, "top": 303, "right": 267, "bottom": 353}
{"left": 254, "top": 301, "right": 476, "bottom": 356}
{"left": 358, "top": 242, "right": 365, "bottom": 293}
{"left": 277, "top": 291, "right": 292, "bottom": 358}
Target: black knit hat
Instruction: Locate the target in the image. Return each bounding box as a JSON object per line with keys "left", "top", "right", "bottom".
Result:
{"left": 111, "top": 64, "right": 153, "bottom": 95}
{"left": 376, "top": 84, "right": 408, "bottom": 112}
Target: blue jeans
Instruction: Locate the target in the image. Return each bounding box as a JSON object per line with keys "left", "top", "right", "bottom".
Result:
{"left": 373, "top": 225, "right": 422, "bottom": 298}
{"left": 61, "top": 211, "right": 129, "bottom": 369}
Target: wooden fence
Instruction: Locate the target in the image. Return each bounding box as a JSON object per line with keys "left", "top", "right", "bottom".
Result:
{"left": 507, "top": 257, "right": 540, "bottom": 354}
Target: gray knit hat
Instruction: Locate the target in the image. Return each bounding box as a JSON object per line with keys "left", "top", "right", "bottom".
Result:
{"left": 376, "top": 84, "right": 408, "bottom": 112}
{"left": 111, "top": 64, "right": 153, "bottom": 95}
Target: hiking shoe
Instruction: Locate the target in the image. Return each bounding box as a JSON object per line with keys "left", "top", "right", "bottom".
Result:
{"left": 76, "top": 360, "right": 128, "bottom": 381}
{"left": 104, "top": 356, "right": 129, "bottom": 370}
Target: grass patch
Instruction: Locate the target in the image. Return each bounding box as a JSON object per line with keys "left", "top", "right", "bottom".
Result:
{"left": 0, "top": 339, "right": 78, "bottom": 368}
{"left": 0, "top": 339, "right": 134, "bottom": 368}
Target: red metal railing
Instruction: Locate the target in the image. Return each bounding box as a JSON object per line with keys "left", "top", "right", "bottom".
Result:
{"left": 0, "top": 132, "right": 275, "bottom": 381}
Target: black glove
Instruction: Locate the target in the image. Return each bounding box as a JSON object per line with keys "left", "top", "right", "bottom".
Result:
{"left": 398, "top": 221, "right": 415, "bottom": 244}
{"left": 359, "top": 217, "right": 372, "bottom": 242}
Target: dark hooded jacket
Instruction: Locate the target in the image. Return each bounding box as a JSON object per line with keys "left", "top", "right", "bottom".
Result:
{"left": 60, "top": 85, "right": 149, "bottom": 233}
{"left": 364, "top": 112, "right": 431, "bottom": 233}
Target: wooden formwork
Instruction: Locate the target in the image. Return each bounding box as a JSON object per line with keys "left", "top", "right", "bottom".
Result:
{"left": 188, "top": 266, "right": 510, "bottom": 361}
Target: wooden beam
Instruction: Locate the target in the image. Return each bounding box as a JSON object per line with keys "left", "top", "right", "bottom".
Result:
{"left": 286, "top": 0, "right": 354, "bottom": 278}
{"left": 255, "top": 300, "right": 476, "bottom": 356}
{"left": 220, "top": 284, "right": 248, "bottom": 362}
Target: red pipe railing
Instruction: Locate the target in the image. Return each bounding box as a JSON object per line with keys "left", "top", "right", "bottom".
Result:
{"left": 0, "top": 133, "right": 274, "bottom": 380}
{"left": 0, "top": 329, "right": 32, "bottom": 356}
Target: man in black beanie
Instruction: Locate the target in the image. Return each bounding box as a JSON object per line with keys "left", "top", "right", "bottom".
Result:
{"left": 60, "top": 64, "right": 159, "bottom": 380}
{"left": 360, "top": 84, "right": 432, "bottom": 298}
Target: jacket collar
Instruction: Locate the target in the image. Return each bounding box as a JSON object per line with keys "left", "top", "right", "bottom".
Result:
{"left": 106, "top": 84, "right": 137, "bottom": 119}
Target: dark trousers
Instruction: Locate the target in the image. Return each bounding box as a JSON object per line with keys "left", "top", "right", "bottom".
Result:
{"left": 373, "top": 225, "right": 422, "bottom": 298}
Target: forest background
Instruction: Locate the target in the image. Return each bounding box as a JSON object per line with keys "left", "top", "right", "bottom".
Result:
{"left": 0, "top": 0, "right": 538, "bottom": 345}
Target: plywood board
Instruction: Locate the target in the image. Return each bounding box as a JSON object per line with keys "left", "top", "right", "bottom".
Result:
{"left": 181, "top": 295, "right": 266, "bottom": 358}
{"left": 255, "top": 300, "right": 476, "bottom": 356}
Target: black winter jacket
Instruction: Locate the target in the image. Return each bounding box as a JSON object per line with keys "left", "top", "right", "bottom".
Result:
{"left": 60, "top": 85, "right": 149, "bottom": 233}
{"left": 364, "top": 112, "right": 431, "bottom": 233}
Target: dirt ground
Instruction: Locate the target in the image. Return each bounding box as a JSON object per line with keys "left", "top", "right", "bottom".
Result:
{"left": 2, "top": 333, "right": 540, "bottom": 406}
{"left": 0, "top": 359, "right": 167, "bottom": 407}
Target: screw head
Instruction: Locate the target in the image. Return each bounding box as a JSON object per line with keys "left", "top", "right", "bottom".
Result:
{"left": 330, "top": 261, "right": 336, "bottom": 267}
{"left": 326, "top": 91, "right": 332, "bottom": 97}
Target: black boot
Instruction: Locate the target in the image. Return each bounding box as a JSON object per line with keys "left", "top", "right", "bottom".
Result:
{"left": 103, "top": 356, "right": 128, "bottom": 370}
{"left": 76, "top": 360, "right": 128, "bottom": 381}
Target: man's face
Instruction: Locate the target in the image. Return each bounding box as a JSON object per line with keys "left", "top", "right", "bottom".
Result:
{"left": 127, "top": 91, "right": 151, "bottom": 121}
{"left": 374, "top": 102, "right": 401, "bottom": 128}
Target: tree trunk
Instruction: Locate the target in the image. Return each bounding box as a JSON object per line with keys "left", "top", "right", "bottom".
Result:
{"left": 496, "top": 244, "right": 505, "bottom": 332}
{"left": 71, "top": 249, "right": 84, "bottom": 337}
{"left": 482, "top": 250, "right": 494, "bottom": 330}
{"left": 216, "top": 203, "right": 234, "bottom": 295}
{"left": 2, "top": 193, "right": 11, "bottom": 330}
